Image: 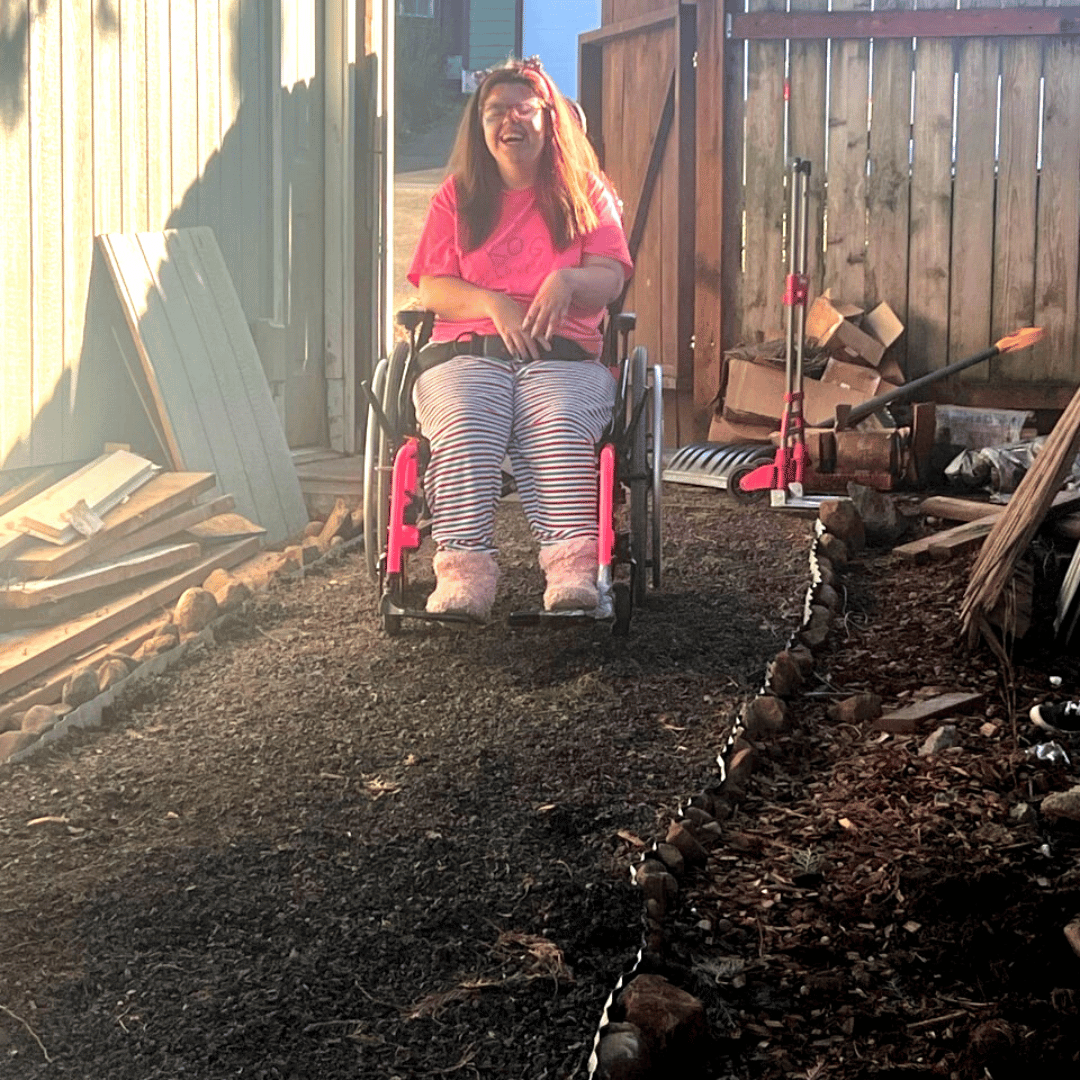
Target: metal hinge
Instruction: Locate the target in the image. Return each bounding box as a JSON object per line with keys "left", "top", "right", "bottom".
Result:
{"left": 692, "top": 50, "right": 698, "bottom": 68}
{"left": 725, "top": 13, "right": 733, "bottom": 39}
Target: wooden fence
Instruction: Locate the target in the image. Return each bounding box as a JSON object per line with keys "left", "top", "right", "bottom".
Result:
{"left": 594, "top": 0, "right": 1080, "bottom": 440}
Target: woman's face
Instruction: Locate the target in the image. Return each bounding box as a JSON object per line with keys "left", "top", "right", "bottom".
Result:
{"left": 480, "top": 81, "right": 547, "bottom": 187}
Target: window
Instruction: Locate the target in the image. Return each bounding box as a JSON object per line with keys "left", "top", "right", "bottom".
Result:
{"left": 398, "top": 0, "right": 435, "bottom": 16}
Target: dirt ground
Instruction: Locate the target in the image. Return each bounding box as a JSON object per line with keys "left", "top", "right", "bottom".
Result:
{"left": 2, "top": 483, "right": 1080, "bottom": 1079}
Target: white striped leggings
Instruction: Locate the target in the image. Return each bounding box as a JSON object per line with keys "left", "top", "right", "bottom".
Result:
{"left": 412, "top": 355, "right": 617, "bottom": 551}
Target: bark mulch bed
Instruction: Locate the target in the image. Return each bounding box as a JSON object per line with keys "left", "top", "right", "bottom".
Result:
{"left": 1, "top": 485, "right": 1079, "bottom": 1079}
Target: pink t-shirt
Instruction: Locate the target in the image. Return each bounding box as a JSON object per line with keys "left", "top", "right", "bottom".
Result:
{"left": 407, "top": 174, "right": 633, "bottom": 356}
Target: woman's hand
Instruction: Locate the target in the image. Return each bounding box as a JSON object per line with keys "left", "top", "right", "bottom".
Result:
{"left": 521, "top": 269, "right": 575, "bottom": 347}
{"left": 485, "top": 291, "right": 544, "bottom": 360}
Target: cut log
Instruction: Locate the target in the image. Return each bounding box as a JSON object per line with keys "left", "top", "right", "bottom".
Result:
{"left": 0, "top": 536, "right": 260, "bottom": 698}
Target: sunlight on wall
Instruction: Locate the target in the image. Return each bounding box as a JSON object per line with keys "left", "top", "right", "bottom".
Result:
{"left": 281, "top": 0, "right": 318, "bottom": 89}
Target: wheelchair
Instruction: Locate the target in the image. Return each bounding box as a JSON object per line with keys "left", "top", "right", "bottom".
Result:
{"left": 360, "top": 310, "right": 663, "bottom": 635}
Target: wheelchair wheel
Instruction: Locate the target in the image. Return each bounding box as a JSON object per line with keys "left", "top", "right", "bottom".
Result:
{"left": 363, "top": 342, "right": 411, "bottom": 580}
{"left": 628, "top": 345, "right": 650, "bottom": 609}
{"left": 363, "top": 358, "right": 389, "bottom": 579}
{"left": 649, "top": 362, "right": 664, "bottom": 591}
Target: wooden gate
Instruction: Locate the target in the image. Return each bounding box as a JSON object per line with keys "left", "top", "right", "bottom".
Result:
{"left": 701, "top": 0, "right": 1080, "bottom": 428}
{"left": 579, "top": 2, "right": 697, "bottom": 444}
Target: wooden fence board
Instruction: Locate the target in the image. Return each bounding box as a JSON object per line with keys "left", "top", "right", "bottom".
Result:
{"left": 1035, "top": 7, "right": 1080, "bottom": 382}
{"left": 824, "top": 0, "right": 869, "bottom": 308}
{"left": 865, "top": 0, "right": 912, "bottom": 374}
{"left": 950, "top": 0, "right": 1000, "bottom": 379}
{"left": 907, "top": 0, "right": 954, "bottom": 380}
{"left": 120, "top": 0, "right": 149, "bottom": 231}
{"left": 788, "top": 0, "right": 828, "bottom": 304}
{"left": 170, "top": 0, "right": 201, "bottom": 228}
{"left": 991, "top": 36, "right": 1041, "bottom": 379}
{"left": 741, "top": 0, "right": 787, "bottom": 344}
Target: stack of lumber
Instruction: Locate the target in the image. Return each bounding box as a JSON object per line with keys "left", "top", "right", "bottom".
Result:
{"left": 0, "top": 450, "right": 265, "bottom": 702}
{"left": 960, "top": 383, "right": 1080, "bottom": 647}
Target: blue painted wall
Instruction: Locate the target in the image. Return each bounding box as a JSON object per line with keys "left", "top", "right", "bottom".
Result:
{"left": 522, "top": 0, "right": 602, "bottom": 99}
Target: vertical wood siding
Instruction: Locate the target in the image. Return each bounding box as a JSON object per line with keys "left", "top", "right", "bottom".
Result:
{"left": 0, "top": 0, "right": 332, "bottom": 470}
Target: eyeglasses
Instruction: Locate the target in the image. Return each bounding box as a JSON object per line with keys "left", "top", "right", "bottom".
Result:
{"left": 480, "top": 99, "right": 546, "bottom": 126}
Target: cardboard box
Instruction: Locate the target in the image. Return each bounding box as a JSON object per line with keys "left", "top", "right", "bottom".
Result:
{"left": 806, "top": 294, "right": 905, "bottom": 369}
{"left": 722, "top": 356, "right": 873, "bottom": 429}
{"left": 864, "top": 301, "right": 904, "bottom": 351}
{"left": 822, "top": 356, "right": 902, "bottom": 397}
{"left": 708, "top": 414, "right": 774, "bottom": 445}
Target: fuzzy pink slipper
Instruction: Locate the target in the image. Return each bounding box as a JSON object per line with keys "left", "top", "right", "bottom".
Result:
{"left": 426, "top": 550, "right": 499, "bottom": 622}
{"left": 539, "top": 537, "right": 598, "bottom": 611}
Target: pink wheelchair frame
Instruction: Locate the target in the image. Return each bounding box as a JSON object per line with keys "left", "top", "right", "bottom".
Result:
{"left": 361, "top": 311, "right": 662, "bottom": 635}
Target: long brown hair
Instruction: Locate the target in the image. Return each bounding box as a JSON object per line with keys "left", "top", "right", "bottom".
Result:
{"left": 447, "top": 59, "right": 603, "bottom": 252}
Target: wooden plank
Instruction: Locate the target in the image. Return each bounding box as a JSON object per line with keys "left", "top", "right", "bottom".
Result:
{"left": 15, "top": 450, "right": 158, "bottom": 542}
{"left": 991, "top": 34, "right": 1041, "bottom": 380}
{"left": 874, "top": 691, "right": 986, "bottom": 734}
{"left": 97, "top": 232, "right": 186, "bottom": 468}
{"left": 186, "top": 227, "right": 309, "bottom": 540}
{"left": 675, "top": 2, "right": 697, "bottom": 398}
{"left": 864, "top": 0, "right": 912, "bottom": 375}
{"left": 29, "top": 1, "right": 65, "bottom": 464}
{"left": 0, "top": 543, "right": 203, "bottom": 610}
{"left": 0, "top": 536, "right": 261, "bottom": 698}
{"left": 824, "top": 0, "right": 869, "bottom": 308}
{"left": 692, "top": 0, "right": 725, "bottom": 438}
{"left": 0, "top": 6, "right": 33, "bottom": 471}
{"left": 0, "top": 618, "right": 160, "bottom": 725}
{"left": 218, "top": 0, "right": 246, "bottom": 303}
{"left": 0, "top": 466, "right": 76, "bottom": 519}
{"left": 61, "top": 0, "right": 95, "bottom": 460}
{"left": 186, "top": 512, "right": 267, "bottom": 543}
{"left": 98, "top": 228, "right": 307, "bottom": 545}
{"left": 5, "top": 473, "right": 220, "bottom": 580}
{"left": 949, "top": 0, "right": 999, "bottom": 379}
{"left": 164, "top": 229, "right": 289, "bottom": 540}
{"left": 741, "top": 0, "right": 787, "bottom": 344}
{"left": 788, "top": 0, "right": 828, "bottom": 304}
{"left": 927, "top": 519, "right": 995, "bottom": 561}
{"left": 906, "top": 0, "right": 954, "bottom": 379}
{"left": 1034, "top": 1, "right": 1080, "bottom": 383}
{"left": 895, "top": 519, "right": 989, "bottom": 562}
{"left": 919, "top": 489, "right": 1080, "bottom": 523}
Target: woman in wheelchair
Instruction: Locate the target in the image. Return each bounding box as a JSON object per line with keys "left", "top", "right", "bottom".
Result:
{"left": 406, "top": 57, "right": 632, "bottom": 623}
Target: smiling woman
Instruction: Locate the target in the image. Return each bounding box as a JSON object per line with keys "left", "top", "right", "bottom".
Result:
{"left": 405, "top": 57, "right": 632, "bottom": 623}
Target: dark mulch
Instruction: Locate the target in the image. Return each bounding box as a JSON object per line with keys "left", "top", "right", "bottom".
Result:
{"left": 0, "top": 488, "right": 808, "bottom": 1079}
{"left": 2, "top": 486, "right": 1079, "bottom": 1078}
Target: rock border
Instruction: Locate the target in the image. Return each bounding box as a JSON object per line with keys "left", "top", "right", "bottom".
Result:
{"left": 0, "top": 524, "right": 365, "bottom": 769}
{"left": 587, "top": 498, "right": 861, "bottom": 1079}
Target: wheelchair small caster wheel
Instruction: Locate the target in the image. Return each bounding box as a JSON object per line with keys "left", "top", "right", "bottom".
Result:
{"left": 382, "top": 612, "right": 402, "bottom": 636}
{"left": 612, "top": 582, "right": 632, "bottom": 636}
